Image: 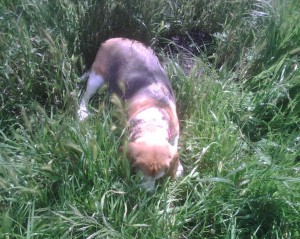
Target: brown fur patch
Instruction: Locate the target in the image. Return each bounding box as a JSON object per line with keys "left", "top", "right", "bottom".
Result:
{"left": 128, "top": 141, "right": 176, "bottom": 178}
{"left": 86, "top": 38, "right": 181, "bottom": 182}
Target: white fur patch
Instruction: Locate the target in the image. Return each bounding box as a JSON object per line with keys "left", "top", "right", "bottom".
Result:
{"left": 130, "top": 107, "right": 169, "bottom": 142}
{"left": 176, "top": 162, "right": 184, "bottom": 178}
{"left": 154, "top": 169, "right": 166, "bottom": 180}
{"left": 78, "top": 101, "right": 89, "bottom": 121}
{"left": 135, "top": 108, "right": 167, "bottom": 123}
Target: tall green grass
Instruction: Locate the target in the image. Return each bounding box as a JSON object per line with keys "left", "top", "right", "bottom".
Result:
{"left": 1, "top": 0, "right": 299, "bottom": 238}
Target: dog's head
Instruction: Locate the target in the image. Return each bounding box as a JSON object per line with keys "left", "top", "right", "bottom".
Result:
{"left": 127, "top": 140, "right": 179, "bottom": 190}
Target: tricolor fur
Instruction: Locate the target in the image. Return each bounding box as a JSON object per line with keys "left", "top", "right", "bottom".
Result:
{"left": 78, "top": 38, "right": 183, "bottom": 190}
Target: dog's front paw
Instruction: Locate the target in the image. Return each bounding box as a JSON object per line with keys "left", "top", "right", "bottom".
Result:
{"left": 175, "top": 162, "right": 184, "bottom": 178}
{"left": 78, "top": 108, "right": 89, "bottom": 121}
{"left": 78, "top": 99, "right": 90, "bottom": 121}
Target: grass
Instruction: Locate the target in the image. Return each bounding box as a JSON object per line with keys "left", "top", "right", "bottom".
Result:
{"left": 1, "top": 0, "right": 300, "bottom": 238}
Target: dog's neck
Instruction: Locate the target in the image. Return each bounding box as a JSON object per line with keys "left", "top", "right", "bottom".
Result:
{"left": 129, "top": 107, "right": 170, "bottom": 143}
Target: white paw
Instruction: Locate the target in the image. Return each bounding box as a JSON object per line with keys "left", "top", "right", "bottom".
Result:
{"left": 176, "top": 162, "right": 184, "bottom": 178}
{"left": 78, "top": 108, "right": 89, "bottom": 121}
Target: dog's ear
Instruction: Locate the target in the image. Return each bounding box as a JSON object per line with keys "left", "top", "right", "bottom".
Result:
{"left": 118, "top": 145, "right": 126, "bottom": 153}
{"left": 127, "top": 142, "right": 142, "bottom": 162}
{"left": 118, "top": 139, "right": 130, "bottom": 155}
{"left": 123, "top": 142, "right": 142, "bottom": 163}
{"left": 168, "top": 151, "right": 179, "bottom": 178}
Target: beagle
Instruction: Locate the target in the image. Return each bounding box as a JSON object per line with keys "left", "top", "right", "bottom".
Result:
{"left": 78, "top": 38, "right": 183, "bottom": 190}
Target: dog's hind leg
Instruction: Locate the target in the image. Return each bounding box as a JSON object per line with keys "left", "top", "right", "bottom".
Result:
{"left": 78, "top": 71, "right": 105, "bottom": 121}
{"left": 80, "top": 70, "right": 91, "bottom": 82}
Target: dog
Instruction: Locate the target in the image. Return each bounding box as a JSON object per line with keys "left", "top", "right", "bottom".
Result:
{"left": 78, "top": 38, "right": 183, "bottom": 190}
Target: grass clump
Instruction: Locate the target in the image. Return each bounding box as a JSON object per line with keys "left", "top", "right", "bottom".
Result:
{"left": 1, "top": 0, "right": 300, "bottom": 238}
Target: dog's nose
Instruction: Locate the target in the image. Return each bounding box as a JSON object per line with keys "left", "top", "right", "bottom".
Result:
{"left": 140, "top": 177, "right": 156, "bottom": 191}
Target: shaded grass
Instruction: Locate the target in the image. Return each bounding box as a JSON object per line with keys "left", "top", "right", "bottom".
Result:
{"left": 231, "top": 0, "right": 300, "bottom": 141}
{"left": 1, "top": 0, "right": 300, "bottom": 238}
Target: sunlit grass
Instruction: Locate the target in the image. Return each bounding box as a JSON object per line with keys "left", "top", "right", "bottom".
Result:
{"left": 1, "top": 0, "right": 300, "bottom": 238}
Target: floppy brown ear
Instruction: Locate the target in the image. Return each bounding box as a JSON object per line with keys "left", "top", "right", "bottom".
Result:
{"left": 118, "top": 145, "right": 130, "bottom": 159}
{"left": 127, "top": 142, "right": 141, "bottom": 162}
{"left": 118, "top": 146, "right": 126, "bottom": 153}
{"left": 119, "top": 140, "right": 133, "bottom": 155}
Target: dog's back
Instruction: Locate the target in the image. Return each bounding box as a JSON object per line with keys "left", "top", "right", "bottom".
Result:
{"left": 78, "top": 38, "right": 182, "bottom": 190}
{"left": 91, "top": 38, "right": 175, "bottom": 101}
